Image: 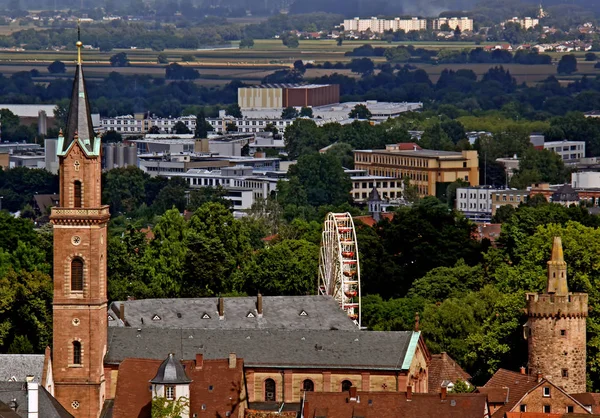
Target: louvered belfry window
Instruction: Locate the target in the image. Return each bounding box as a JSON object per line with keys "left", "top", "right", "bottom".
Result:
{"left": 71, "top": 258, "right": 84, "bottom": 291}
{"left": 74, "top": 181, "right": 82, "bottom": 207}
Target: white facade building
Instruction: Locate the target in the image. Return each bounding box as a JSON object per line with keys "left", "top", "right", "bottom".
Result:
{"left": 342, "top": 17, "right": 437, "bottom": 33}
{"left": 100, "top": 115, "right": 197, "bottom": 136}
{"left": 431, "top": 17, "right": 474, "bottom": 32}
{"left": 543, "top": 140, "right": 585, "bottom": 162}
{"left": 572, "top": 172, "right": 600, "bottom": 189}
{"left": 503, "top": 17, "right": 540, "bottom": 29}
{"left": 456, "top": 187, "right": 500, "bottom": 222}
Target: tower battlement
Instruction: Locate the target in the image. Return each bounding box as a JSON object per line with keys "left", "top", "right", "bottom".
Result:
{"left": 526, "top": 292, "right": 588, "bottom": 318}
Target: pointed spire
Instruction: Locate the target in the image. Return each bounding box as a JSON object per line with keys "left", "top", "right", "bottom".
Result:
{"left": 547, "top": 236, "right": 568, "bottom": 295}
{"left": 61, "top": 25, "right": 95, "bottom": 154}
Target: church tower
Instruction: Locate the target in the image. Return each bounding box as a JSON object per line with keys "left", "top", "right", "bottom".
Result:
{"left": 49, "top": 37, "right": 109, "bottom": 418}
{"left": 525, "top": 237, "right": 587, "bottom": 393}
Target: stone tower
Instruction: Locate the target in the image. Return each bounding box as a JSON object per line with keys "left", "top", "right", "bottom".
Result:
{"left": 525, "top": 236, "right": 587, "bottom": 393}
{"left": 49, "top": 38, "right": 109, "bottom": 418}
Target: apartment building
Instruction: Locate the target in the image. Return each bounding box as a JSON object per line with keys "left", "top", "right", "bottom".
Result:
{"left": 543, "top": 140, "right": 585, "bottom": 162}
{"left": 491, "top": 189, "right": 530, "bottom": 215}
{"left": 455, "top": 187, "right": 500, "bottom": 222}
{"left": 100, "top": 114, "right": 197, "bottom": 136}
{"left": 169, "top": 166, "right": 279, "bottom": 210}
{"left": 503, "top": 16, "right": 540, "bottom": 29}
{"left": 431, "top": 17, "right": 474, "bottom": 32}
{"left": 354, "top": 145, "right": 479, "bottom": 198}
{"left": 350, "top": 172, "right": 404, "bottom": 202}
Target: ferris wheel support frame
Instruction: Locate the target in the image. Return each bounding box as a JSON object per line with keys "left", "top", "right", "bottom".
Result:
{"left": 318, "top": 212, "right": 362, "bottom": 328}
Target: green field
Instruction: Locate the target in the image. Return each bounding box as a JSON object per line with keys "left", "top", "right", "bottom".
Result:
{"left": 0, "top": 39, "right": 596, "bottom": 86}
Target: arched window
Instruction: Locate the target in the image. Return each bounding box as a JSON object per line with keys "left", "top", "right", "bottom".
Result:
{"left": 264, "top": 378, "right": 276, "bottom": 402}
{"left": 341, "top": 380, "right": 353, "bottom": 392}
{"left": 71, "top": 258, "right": 84, "bottom": 291}
{"left": 74, "top": 181, "right": 82, "bottom": 208}
{"left": 73, "top": 341, "right": 81, "bottom": 365}
{"left": 303, "top": 379, "right": 314, "bottom": 392}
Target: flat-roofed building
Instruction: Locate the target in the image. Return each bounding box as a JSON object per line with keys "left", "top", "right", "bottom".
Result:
{"left": 456, "top": 186, "right": 500, "bottom": 222}
{"left": 238, "top": 84, "right": 340, "bottom": 110}
{"left": 491, "top": 189, "right": 530, "bottom": 215}
{"left": 354, "top": 145, "right": 479, "bottom": 198}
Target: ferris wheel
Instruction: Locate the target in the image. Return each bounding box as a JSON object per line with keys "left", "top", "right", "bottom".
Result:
{"left": 318, "top": 212, "right": 361, "bottom": 328}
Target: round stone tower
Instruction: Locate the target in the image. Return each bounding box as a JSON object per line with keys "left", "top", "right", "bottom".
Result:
{"left": 525, "top": 236, "right": 587, "bottom": 394}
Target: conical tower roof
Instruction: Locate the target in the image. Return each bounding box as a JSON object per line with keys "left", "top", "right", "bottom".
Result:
{"left": 150, "top": 353, "right": 191, "bottom": 385}
{"left": 61, "top": 38, "right": 95, "bottom": 154}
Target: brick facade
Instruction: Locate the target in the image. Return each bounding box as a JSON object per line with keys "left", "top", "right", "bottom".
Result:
{"left": 525, "top": 237, "right": 588, "bottom": 394}
{"left": 51, "top": 119, "right": 109, "bottom": 416}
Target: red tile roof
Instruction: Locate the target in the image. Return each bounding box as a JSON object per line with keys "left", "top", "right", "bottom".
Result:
{"left": 112, "top": 356, "right": 245, "bottom": 418}
{"left": 473, "top": 223, "right": 502, "bottom": 243}
{"left": 477, "top": 387, "right": 509, "bottom": 404}
{"left": 572, "top": 393, "right": 600, "bottom": 414}
{"left": 505, "top": 413, "right": 562, "bottom": 418}
{"left": 354, "top": 212, "right": 394, "bottom": 227}
{"left": 482, "top": 369, "right": 540, "bottom": 418}
{"left": 303, "top": 390, "right": 488, "bottom": 418}
{"left": 428, "top": 352, "right": 471, "bottom": 393}
{"left": 395, "top": 142, "right": 422, "bottom": 150}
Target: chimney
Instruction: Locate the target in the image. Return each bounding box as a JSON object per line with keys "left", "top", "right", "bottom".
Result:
{"left": 349, "top": 387, "right": 357, "bottom": 400}
{"left": 406, "top": 385, "right": 412, "bottom": 401}
{"left": 218, "top": 297, "right": 224, "bottom": 319}
{"left": 27, "top": 382, "right": 39, "bottom": 418}
{"left": 440, "top": 386, "right": 447, "bottom": 400}
{"left": 119, "top": 303, "right": 125, "bottom": 321}
{"left": 229, "top": 353, "right": 236, "bottom": 369}
{"left": 195, "top": 353, "right": 203, "bottom": 370}
{"left": 520, "top": 366, "right": 526, "bottom": 375}
{"left": 303, "top": 400, "right": 309, "bottom": 415}
{"left": 537, "top": 372, "right": 543, "bottom": 382}
{"left": 257, "top": 293, "right": 263, "bottom": 316}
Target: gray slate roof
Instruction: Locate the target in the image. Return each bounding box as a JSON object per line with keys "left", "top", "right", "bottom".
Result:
{"left": 0, "top": 355, "right": 44, "bottom": 383}
{"left": 0, "top": 383, "right": 72, "bottom": 418}
{"left": 63, "top": 63, "right": 95, "bottom": 152}
{"left": 106, "top": 328, "right": 415, "bottom": 371}
{"left": 108, "top": 295, "right": 357, "bottom": 331}
{"left": 150, "top": 354, "right": 191, "bottom": 384}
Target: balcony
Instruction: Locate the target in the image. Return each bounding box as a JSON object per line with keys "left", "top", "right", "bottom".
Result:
{"left": 50, "top": 206, "right": 110, "bottom": 224}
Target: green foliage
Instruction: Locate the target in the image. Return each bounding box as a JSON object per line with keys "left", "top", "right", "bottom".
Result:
{"left": 510, "top": 148, "right": 568, "bottom": 189}
{"left": 151, "top": 396, "right": 189, "bottom": 418}
{"left": 557, "top": 54, "right": 577, "bottom": 74}
{"left": 281, "top": 33, "right": 299, "bottom": 48}
{"left": 348, "top": 104, "right": 372, "bottom": 120}
{"left": 157, "top": 53, "right": 169, "bottom": 64}
{"left": 299, "top": 106, "right": 313, "bottom": 118}
{"left": 47, "top": 60, "right": 66, "bottom": 74}
{"left": 452, "top": 379, "right": 474, "bottom": 393}
{"left": 109, "top": 52, "right": 130, "bottom": 67}
{"left": 281, "top": 106, "right": 299, "bottom": 120}
{"left": 239, "top": 38, "right": 254, "bottom": 49}
{"left": 8, "top": 335, "right": 34, "bottom": 354}
{"left": 283, "top": 152, "right": 351, "bottom": 207}
{"left": 225, "top": 103, "right": 242, "bottom": 118}
{"left": 173, "top": 121, "right": 191, "bottom": 134}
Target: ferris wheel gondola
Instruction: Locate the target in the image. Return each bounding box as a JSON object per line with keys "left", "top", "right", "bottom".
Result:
{"left": 318, "top": 212, "right": 361, "bottom": 327}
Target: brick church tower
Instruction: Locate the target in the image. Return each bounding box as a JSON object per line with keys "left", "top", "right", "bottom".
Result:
{"left": 49, "top": 38, "right": 109, "bottom": 418}
{"left": 525, "top": 236, "right": 588, "bottom": 393}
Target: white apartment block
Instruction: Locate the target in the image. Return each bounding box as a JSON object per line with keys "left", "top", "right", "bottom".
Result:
{"left": 456, "top": 187, "right": 500, "bottom": 222}
{"left": 543, "top": 140, "right": 585, "bottom": 163}
{"left": 170, "top": 166, "right": 280, "bottom": 211}
{"left": 100, "top": 115, "right": 197, "bottom": 135}
{"left": 503, "top": 17, "right": 540, "bottom": 29}
{"left": 343, "top": 17, "right": 427, "bottom": 33}
{"left": 431, "top": 17, "right": 474, "bottom": 32}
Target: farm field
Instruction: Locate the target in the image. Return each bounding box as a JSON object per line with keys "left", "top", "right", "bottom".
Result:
{"left": 0, "top": 39, "right": 596, "bottom": 86}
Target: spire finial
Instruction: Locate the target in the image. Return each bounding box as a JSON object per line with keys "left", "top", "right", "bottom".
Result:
{"left": 74, "top": 130, "right": 79, "bottom": 140}
{"left": 59, "top": 128, "right": 63, "bottom": 137}
{"left": 76, "top": 19, "right": 82, "bottom": 64}
{"left": 414, "top": 312, "right": 420, "bottom": 332}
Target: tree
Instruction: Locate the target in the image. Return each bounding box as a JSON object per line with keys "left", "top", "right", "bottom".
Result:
{"left": 103, "top": 130, "right": 122, "bottom": 143}
{"left": 349, "top": 104, "right": 372, "bottom": 119}
{"left": 299, "top": 107, "right": 313, "bottom": 118}
{"left": 225, "top": 103, "right": 242, "bottom": 118}
{"left": 239, "top": 38, "right": 254, "bottom": 49}
{"left": 348, "top": 58, "right": 374, "bottom": 76}
{"left": 226, "top": 122, "right": 238, "bottom": 133}
{"left": 102, "top": 167, "right": 149, "bottom": 214}
{"left": 181, "top": 54, "right": 195, "bottom": 62}
{"left": 283, "top": 119, "right": 326, "bottom": 159}
{"left": 109, "top": 52, "right": 130, "bottom": 67}
{"left": 245, "top": 239, "right": 318, "bottom": 295}
{"left": 337, "top": 37, "right": 343, "bottom": 46}
{"left": 585, "top": 52, "right": 597, "bottom": 61}
{"left": 281, "top": 106, "right": 299, "bottom": 120}
{"left": 151, "top": 395, "right": 190, "bottom": 418}
{"left": 165, "top": 63, "right": 199, "bottom": 80}
{"left": 194, "top": 109, "right": 211, "bottom": 138}
{"left": 557, "top": 54, "right": 577, "bottom": 75}
{"left": 157, "top": 53, "right": 169, "bottom": 64}
{"left": 47, "top": 60, "right": 66, "bottom": 74}
{"left": 283, "top": 152, "right": 351, "bottom": 207}
{"left": 148, "top": 126, "right": 161, "bottom": 134}
{"left": 282, "top": 33, "right": 299, "bottom": 48}
{"left": 293, "top": 59, "right": 306, "bottom": 74}
{"left": 173, "top": 121, "right": 191, "bottom": 134}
